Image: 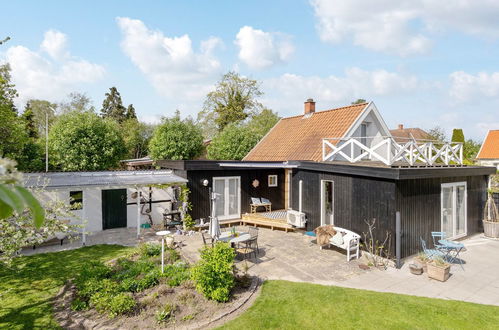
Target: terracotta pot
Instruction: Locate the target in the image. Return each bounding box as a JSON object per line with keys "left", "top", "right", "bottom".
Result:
{"left": 427, "top": 262, "right": 450, "bottom": 282}
{"left": 483, "top": 220, "right": 499, "bottom": 238}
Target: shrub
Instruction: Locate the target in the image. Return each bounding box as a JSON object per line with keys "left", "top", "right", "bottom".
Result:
{"left": 139, "top": 243, "right": 162, "bottom": 257}
{"left": 191, "top": 242, "right": 235, "bottom": 302}
{"left": 163, "top": 261, "right": 190, "bottom": 287}
{"left": 71, "top": 298, "right": 88, "bottom": 311}
{"left": 115, "top": 259, "right": 155, "bottom": 281}
{"left": 155, "top": 303, "right": 177, "bottom": 323}
{"left": 91, "top": 292, "right": 136, "bottom": 317}
{"left": 74, "top": 260, "right": 112, "bottom": 287}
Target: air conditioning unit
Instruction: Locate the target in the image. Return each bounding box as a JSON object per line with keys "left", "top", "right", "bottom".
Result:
{"left": 287, "top": 210, "right": 306, "bottom": 228}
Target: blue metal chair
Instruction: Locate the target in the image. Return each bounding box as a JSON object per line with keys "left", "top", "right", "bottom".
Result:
{"left": 431, "top": 232, "right": 446, "bottom": 250}
{"left": 420, "top": 237, "right": 445, "bottom": 259}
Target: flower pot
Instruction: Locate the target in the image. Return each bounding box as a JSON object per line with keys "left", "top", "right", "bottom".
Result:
{"left": 165, "top": 236, "right": 175, "bottom": 248}
{"left": 413, "top": 258, "right": 427, "bottom": 273}
{"left": 427, "top": 262, "right": 450, "bottom": 282}
{"left": 409, "top": 264, "right": 423, "bottom": 275}
{"left": 483, "top": 220, "right": 499, "bottom": 238}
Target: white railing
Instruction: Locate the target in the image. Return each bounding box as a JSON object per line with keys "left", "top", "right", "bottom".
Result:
{"left": 322, "top": 137, "right": 463, "bottom": 166}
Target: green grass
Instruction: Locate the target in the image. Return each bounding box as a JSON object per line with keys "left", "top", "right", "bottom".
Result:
{"left": 220, "top": 280, "right": 499, "bottom": 330}
{"left": 0, "top": 245, "right": 129, "bottom": 330}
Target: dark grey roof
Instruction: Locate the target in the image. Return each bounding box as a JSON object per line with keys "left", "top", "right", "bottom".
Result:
{"left": 24, "top": 170, "right": 187, "bottom": 188}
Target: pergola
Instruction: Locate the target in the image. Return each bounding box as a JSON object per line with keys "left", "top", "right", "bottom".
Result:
{"left": 24, "top": 170, "right": 188, "bottom": 243}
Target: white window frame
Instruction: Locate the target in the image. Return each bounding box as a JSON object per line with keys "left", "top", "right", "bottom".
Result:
{"left": 268, "top": 175, "right": 278, "bottom": 187}
{"left": 441, "top": 181, "right": 467, "bottom": 240}
{"left": 320, "top": 180, "right": 334, "bottom": 226}
{"left": 212, "top": 176, "right": 241, "bottom": 220}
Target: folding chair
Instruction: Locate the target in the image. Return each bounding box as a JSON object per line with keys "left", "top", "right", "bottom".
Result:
{"left": 420, "top": 237, "right": 445, "bottom": 259}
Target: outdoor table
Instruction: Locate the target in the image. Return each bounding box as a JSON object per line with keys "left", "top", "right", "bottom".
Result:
{"left": 218, "top": 231, "right": 251, "bottom": 246}
{"left": 438, "top": 239, "right": 465, "bottom": 269}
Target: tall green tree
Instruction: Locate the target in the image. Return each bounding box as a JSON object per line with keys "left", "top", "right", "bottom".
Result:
{"left": 100, "top": 87, "right": 127, "bottom": 122}
{"left": 49, "top": 111, "right": 126, "bottom": 171}
{"left": 27, "top": 99, "right": 57, "bottom": 137}
{"left": 199, "top": 71, "right": 263, "bottom": 134}
{"left": 22, "top": 103, "right": 38, "bottom": 139}
{"left": 58, "top": 92, "right": 95, "bottom": 114}
{"left": 121, "top": 118, "right": 154, "bottom": 159}
{"left": 125, "top": 104, "right": 137, "bottom": 119}
{"left": 427, "top": 126, "right": 447, "bottom": 142}
{"left": 149, "top": 112, "right": 204, "bottom": 160}
{"left": 451, "top": 129, "right": 465, "bottom": 143}
{"left": 0, "top": 64, "right": 18, "bottom": 113}
{"left": 463, "top": 139, "right": 481, "bottom": 162}
{"left": 207, "top": 124, "right": 262, "bottom": 160}
{"left": 246, "top": 108, "right": 280, "bottom": 137}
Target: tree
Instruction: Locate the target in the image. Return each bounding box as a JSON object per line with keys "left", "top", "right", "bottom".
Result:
{"left": 101, "top": 87, "right": 127, "bottom": 122}
{"left": 207, "top": 124, "right": 262, "bottom": 160}
{"left": 0, "top": 85, "right": 28, "bottom": 161}
{"left": 27, "top": 99, "right": 57, "bottom": 137}
{"left": 125, "top": 104, "right": 137, "bottom": 119}
{"left": 451, "top": 129, "right": 465, "bottom": 143}
{"left": 49, "top": 111, "right": 126, "bottom": 171}
{"left": 246, "top": 108, "right": 280, "bottom": 137}
{"left": 200, "top": 71, "right": 263, "bottom": 133}
{"left": 427, "top": 126, "right": 447, "bottom": 142}
{"left": 0, "top": 64, "right": 18, "bottom": 113}
{"left": 149, "top": 112, "right": 204, "bottom": 160}
{"left": 22, "top": 102, "right": 38, "bottom": 138}
{"left": 58, "top": 92, "right": 95, "bottom": 114}
{"left": 352, "top": 98, "right": 367, "bottom": 104}
{"left": 121, "top": 118, "right": 154, "bottom": 159}
{"left": 463, "top": 139, "right": 481, "bottom": 162}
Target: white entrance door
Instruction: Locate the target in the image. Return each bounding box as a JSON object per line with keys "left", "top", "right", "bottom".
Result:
{"left": 441, "top": 182, "right": 467, "bottom": 239}
{"left": 320, "top": 180, "right": 334, "bottom": 226}
{"left": 213, "top": 177, "right": 241, "bottom": 220}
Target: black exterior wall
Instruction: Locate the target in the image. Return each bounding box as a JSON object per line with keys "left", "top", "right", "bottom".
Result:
{"left": 182, "top": 169, "right": 285, "bottom": 221}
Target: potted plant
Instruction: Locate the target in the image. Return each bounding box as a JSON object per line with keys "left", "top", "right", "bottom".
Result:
{"left": 483, "top": 191, "right": 499, "bottom": 238}
{"left": 413, "top": 252, "right": 429, "bottom": 272}
{"left": 427, "top": 257, "right": 451, "bottom": 282}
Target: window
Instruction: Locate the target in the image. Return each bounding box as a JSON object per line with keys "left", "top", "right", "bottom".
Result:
{"left": 268, "top": 175, "right": 278, "bottom": 187}
{"left": 70, "top": 191, "right": 83, "bottom": 210}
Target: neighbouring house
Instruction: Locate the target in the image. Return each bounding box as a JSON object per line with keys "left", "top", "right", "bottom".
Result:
{"left": 160, "top": 99, "right": 495, "bottom": 258}
{"left": 24, "top": 170, "right": 187, "bottom": 235}
{"left": 389, "top": 124, "right": 431, "bottom": 144}
{"left": 477, "top": 130, "right": 499, "bottom": 170}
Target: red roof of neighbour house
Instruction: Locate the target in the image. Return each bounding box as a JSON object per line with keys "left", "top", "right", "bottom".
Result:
{"left": 477, "top": 130, "right": 499, "bottom": 159}
{"left": 389, "top": 125, "right": 431, "bottom": 143}
{"left": 243, "top": 103, "right": 367, "bottom": 162}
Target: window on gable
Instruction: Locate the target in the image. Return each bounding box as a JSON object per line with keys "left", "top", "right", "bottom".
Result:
{"left": 268, "top": 175, "right": 278, "bottom": 187}
{"left": 70, "top": 191, "right": 83, "bottom": 210}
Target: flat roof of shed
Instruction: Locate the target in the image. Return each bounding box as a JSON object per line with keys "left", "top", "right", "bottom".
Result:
{"left": 24, "top": 170, "right": 187, "bottom": 189}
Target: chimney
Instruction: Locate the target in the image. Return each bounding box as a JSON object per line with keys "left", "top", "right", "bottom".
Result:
{"left": 398, "top": 124, "right": 404, "bottom": 130}
{"left": 304, "top": 98, "right": 315, "bottom": 115}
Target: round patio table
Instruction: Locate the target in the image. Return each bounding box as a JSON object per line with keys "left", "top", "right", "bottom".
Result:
{"left": 218, "top": 231, "right": 250, "bottom": 245}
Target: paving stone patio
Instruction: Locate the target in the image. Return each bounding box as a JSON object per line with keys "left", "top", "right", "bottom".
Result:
{"left": 23, "top": 226, "right": 499, "bottom": 306}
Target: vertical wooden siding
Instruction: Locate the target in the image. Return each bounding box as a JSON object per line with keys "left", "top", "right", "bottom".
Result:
{"left": 187, "top": 169, "right": 285, "bottom": 220}
{"left": 396, "top": 175, "right": 488, "bottom": 258}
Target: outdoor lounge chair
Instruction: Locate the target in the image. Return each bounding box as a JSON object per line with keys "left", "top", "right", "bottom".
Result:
{"left": 250, "top": 197, "right": 272, "bottom": 213}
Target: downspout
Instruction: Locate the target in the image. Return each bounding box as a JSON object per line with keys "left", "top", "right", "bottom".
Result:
{"left": 299, "top": 180, "right": 303, "bottom": 213}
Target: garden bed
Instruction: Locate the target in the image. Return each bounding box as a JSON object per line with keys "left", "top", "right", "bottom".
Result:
{"left": 52, "top": 243, "right": 259, "bottom": 329}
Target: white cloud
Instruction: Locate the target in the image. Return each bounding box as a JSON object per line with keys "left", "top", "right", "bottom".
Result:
{"left": 311, "top": 0, "right": 499, "bottom": 56}
{"left": 116, "top": 17, "right": 223, "bottom": 111}
{"left": 263, "top": 68, "right": 418, "bottom": 113}
{"left": 235, "top": 26, "right": 294, "bottom": 69}
{"left": 4, "top": 30, "right": 105, "bottom": 105}
{"left": 449, "top": 71, "right": 499, "bottom": 102}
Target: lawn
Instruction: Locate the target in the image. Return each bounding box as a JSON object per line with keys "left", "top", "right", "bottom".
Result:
{"left": 221, "top": 280, "right": 499, "bottom": 330}
{"left": 0, "top": 245, "right": 129, "bottom": 330}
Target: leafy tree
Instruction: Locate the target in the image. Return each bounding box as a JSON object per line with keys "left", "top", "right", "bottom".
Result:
{"left": 207, "top": 123, "right": 262, "bottom": 160}
{"left": 101, "top": 87, "right": 127, "bottom": 122}
{"left": 121, "top": 118, "right": 154, "bottom": 159}
{"left": 22, "top": 102, "right": 38, "bottom": 138}
{"left": 246, "top": 108, "right": 280, "bottom": 137}
{"left": 58, "top": 92, "right": 95, "bottom": 114}
{"left": 125, "top": 104, "right": 137, "bottom": 119}
{"left": 0, "top": 64, "right": 18, "bottom": 113}
{"left": 451, "top": 129, "right": 465, "bottom": 143}
{"left": 27, "top": 99, "right": 57, "bottom": 137}
{"left": 427, "top": 126, "right": 447, "bottom": 142}
{"left": 200, "top": 71, "right": 263, "bottom": 133}
{"left": 463, "top": 139, "right": 481, "bottom": 162}
{"left": 149, "top": 112, "right": 204, "bottom": 160}
{"left": 49, "top": 111, "right": 126, "bottom": 171}
{"left": 352, "top": 98, "right": 367, "bottom": 104}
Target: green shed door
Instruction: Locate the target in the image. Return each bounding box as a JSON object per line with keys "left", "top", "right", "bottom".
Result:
{"left": 102, "top": 189, "right": 127, "bottom": 230}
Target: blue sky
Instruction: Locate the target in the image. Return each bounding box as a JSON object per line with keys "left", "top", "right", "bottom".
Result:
{"left": 1, "top": 0, "right": 499, "bottom": 140}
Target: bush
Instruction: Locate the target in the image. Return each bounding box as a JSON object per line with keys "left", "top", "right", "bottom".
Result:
{"left": 71, "top": 298, "right": 88, "bottom": 311}
{"left": 91, "top": 292, "right": 136, "bottom": 317}
{"left": 163, "top": 262, "right": 190, "bottom": 287}
{"left": 191, "top": 242, "right": 235, "bottom": 302}
{"left": 139, "top": 243, "right": 162, "bottom": 257}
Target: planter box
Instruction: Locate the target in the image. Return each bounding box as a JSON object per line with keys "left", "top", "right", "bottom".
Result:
{"left": 427, "top": 262, "right": 450, "bottom": 282}
{"left": 483, "top": 220, "right": 499, "bottom": 238}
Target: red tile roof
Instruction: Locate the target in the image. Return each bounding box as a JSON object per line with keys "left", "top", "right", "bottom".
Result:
{"left": 477, "top": 130, "right": 499, "bottom": 159}
{"left": 243, "top": 103, "right": 367, "bottom": 161}
{"left": 389, "top": 127, "right": 431, "bottom": 143}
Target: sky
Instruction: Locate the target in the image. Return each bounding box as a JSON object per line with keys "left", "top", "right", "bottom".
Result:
{"left": 1, "top": 0, "right": 499, "bottom": 140}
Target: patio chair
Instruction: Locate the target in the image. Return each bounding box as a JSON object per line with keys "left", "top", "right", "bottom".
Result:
{"left": 201, "top": 232, "right": 214, "bottom": 247}
{"left": 236, "top": 239, "right": 258, "bottom": 260}
{"left": 243, "top": 227, "right": 259, "bottom": 254}
{"left": 431, "top": 232, "right": 446, "bottom": 250}
{"left": 420, "top": 237, "right": 445, "bottom": 259}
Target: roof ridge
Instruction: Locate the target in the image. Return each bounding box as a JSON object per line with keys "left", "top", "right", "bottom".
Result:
{"left": 281, "top": 102, "right": 368, "bottom": 120}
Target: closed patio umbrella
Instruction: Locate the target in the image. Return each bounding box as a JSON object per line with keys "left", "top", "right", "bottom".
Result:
{"left": 209, "top": 191, "right": 221, "bottom": 240}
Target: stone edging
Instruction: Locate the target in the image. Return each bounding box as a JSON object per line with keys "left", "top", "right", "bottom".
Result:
{"left": 53, "top": 276, "right": 261, "bottom": 330}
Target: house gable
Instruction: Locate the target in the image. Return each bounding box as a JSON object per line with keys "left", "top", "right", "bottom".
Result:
{"left": 477, "top": 129, "right": 499, "bottom": 160}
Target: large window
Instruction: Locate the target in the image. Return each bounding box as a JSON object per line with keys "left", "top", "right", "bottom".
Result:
{"left": 70, "top": 191, "right": 83, "bottom": 210}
